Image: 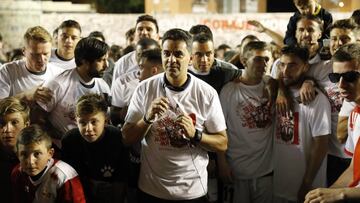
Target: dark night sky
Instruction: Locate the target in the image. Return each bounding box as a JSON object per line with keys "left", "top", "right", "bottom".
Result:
{"left": 267, "top": 0, "right": 297, "bottom": 12}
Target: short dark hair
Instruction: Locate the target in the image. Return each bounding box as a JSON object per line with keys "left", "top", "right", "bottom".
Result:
{"left": 136, "top": 14, "right": 159, "bottom": 33}
{"left": 242, "top": 41, "right": 270, "bottom": 59}
{"left": 189, "top": 24, "right": 213, "bottom": 40}
{"left": 329, "top": 19, "right": 357, "bottom": 32}
{"left": 332, "top": 43, "right": 360, "bottom": 67}
{"left": 88, "top": 31, "right": 105, "bottom": 42}
{"left": 136, "top": 38, "right": 160, "bottom": 49}
{"left": 125, "top": 28, "right": 135, "bottom": 39}
{"left": 123, "top": 45, "right": 135, "bottom": 56}
{"left": 192, "top": 33, "right": 213, "bottom": 44}
{"left": 76, "top": 93, "right": 108, "bottom": 117}
{"left": 162, "top": 28, "right": 192, "bottom": 51}
{"left": 296, "top": 14, "right": 324, "bottom": 31}
{"left": 217, "top": 44, "right": 231, "bottom": 50}
{"left": 351, "top": 9, "right": 360, "bottom": 26}
{"left": 75, "top": 37, "right": 109, "bottom": 66}
{"left": 240, "top": 35, "right": 259, "bottom": 47}
{"left": 58, "top": 20, "right": 82, "bottom": 33}
{"left": 281, "top": 45, "right": 310, "bottom": 62}
{"left": 17, "top": 125, "right": 52, "bottom": 150}
{"left": 140, "top": 48, "right": 162, "bottom": 66}
{"left": 52, "top": 27, "right": 59, "bottom": 37}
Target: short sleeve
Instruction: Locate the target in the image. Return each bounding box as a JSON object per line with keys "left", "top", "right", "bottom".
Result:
{"left": 204, "top": 91, "right": 227, "bottom": 133}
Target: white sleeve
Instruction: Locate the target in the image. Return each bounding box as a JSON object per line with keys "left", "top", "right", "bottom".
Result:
{"left": 0, "top": 67, "right": 11, "bottom": 99}
{"left": 270, "top": 58, "right": 280, "bottom": 79}
{"left": 219, "top": 83, "right": 232, "bottom": 121}
{"left": 124, "top": 84, "right": 145, "bottom": 124}
{"left": 309, "top": 92, "right": 331, "bottom": 137}
{"left": 111, "top": 79, "right": 127, "bottom": 108}
{"left": 345, "top": 111, "right": 355, "bottom": 155}
{"left": 204, "top": 90, "right": 227, "bottom": 133}
{"left": 112, "top": 58, "right": 123, "bottom": 86}
{"left": 339, "top": 100, "right": 356, "bottom": 117}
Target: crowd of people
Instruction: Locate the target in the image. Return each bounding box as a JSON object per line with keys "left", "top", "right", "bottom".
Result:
{"left": 1, "top": 0, "right": 360, "bottom": 202}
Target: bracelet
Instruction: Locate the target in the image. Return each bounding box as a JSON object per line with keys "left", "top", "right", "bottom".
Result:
{"left": 191, "top": 129, "right": 202, "bottom": 145}
{"left": 143, "top": 115, "right": 154, "bottom": 125}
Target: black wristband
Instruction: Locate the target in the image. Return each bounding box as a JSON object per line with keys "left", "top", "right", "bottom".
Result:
{"left": 191, "top": 129, "right": 202, "bottom": 145}
{"left": 143, "top": 115, "right": 153, "bottom": 125}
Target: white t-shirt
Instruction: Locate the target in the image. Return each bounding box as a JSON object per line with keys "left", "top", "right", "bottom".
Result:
{"left": 306, "top": 59, "right": 349, "bottom": 158}
{"left": 220, "top": 80, "right": 275, "bottom": 179}
{"left": 345, "top": 106, "right": 360, "bottom": 156}
{"left": 49, "top": 49, "right": 76, "bottom": 71}
{"left": 38, "top": 68, "right": 110, "bottom": 138}
{"left": 0, "top": 59, "right": 63, "bottom": 99}
{"left": 125, "top": 73, "right": 227, "bottom": 200}
{"left": 274, "top": 87, "right": 331, "bottom": 201}
{"left": 339, "top": 100, "right": 356, "bottom": 117}
{"left": 112, "top": 51, "right": 137, "bottom": 84}
{"left": 111, "top": 78, "right": 139, "bottom": 108}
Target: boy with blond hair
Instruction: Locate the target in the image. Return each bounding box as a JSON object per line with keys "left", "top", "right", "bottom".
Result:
{"left": 0, "top": 97, "right": 30, "bottom": 203}
{"left": 0, "top": 26, "right": 62, "bottom": 104}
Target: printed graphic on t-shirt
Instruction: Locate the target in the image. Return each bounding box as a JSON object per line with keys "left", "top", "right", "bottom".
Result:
{"left": 236, "top": 97, "right": 272, "bottom": 129}
{"left": 276, "top": 112, "right": 299, "bottom": 145}
{"left": 63, "top": 102, "right": 76, "bottom": 122}
{"left": 152, "top": 106, "right": 196, "bottom": 148}
{"left": 324, "top": 86, "right": 343, "bottom": 113}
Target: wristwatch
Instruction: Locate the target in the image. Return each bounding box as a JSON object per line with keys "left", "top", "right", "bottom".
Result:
{"left": 191, "top": 129, "right": 202, "bottom": 145}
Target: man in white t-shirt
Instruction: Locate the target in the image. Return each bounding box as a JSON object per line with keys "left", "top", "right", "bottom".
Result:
{"left": 0, "top": 26, "right": 62, "bottom": 104}
{"left": 305, "top": 44, "right": 360, "bottom": 202}
{"left": 328, "top": 19, "right": 358, "bottom": 151}
{"left": 111, "top": 48, "right": 162, "bottom": 126}
{"left": 218, "top": 41, "right": 275, "bottom": 203}
{"left": 35, "top": 37, "right": 110, "bottom": 147}
{"left": 274, "top": 45, "right": 330, "bottom": 202}
{"left": 122, "top": 28, "right": 227, "bottom": 202}
{"left": 49, "top": 20, "right": 81, "bottom": 71}
{"left": 112, "top": 14, "right": 160, "bottom": 84}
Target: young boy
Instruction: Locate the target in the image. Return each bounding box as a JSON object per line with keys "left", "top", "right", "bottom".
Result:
{"left": 11, "top": 125, "right": 86, "bottom": 203}
{"left": 62, "top": 93, "right": 129, "bottom": 203}
{"left": 285, "top": 0, "right": 333, "bottom": 46}
{"left": 0, "top": 97, "right": 30, "bottom": 203}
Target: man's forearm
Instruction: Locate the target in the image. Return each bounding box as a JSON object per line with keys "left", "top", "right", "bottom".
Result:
{"left": 199, "top": 130, "right": 227, "bottom": 152}
{"left": 303, "top": 136, "right": 328, "bottom": 185}
{"left": 121, "top": 119, "right": 152, "bottom": 146}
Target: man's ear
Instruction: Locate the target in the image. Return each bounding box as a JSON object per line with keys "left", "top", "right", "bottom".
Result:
{"left": 24, "top": 121, "right": 30, "bottom": 127}
{"left": 48, "top": 148, "right": 55, "bottom": 158}
{"left": 303, "top": 63, "right": 310, "bottom": 72}
{"left": 240, "top": 56, "right": 247, "bottom": 67}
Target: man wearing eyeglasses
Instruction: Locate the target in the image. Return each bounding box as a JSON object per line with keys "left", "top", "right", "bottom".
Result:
{"left": 274, "top": 45, "right": 330, "bottom": 203}
{"left": 305, "top": 43, "right": 360, "bottom": 202}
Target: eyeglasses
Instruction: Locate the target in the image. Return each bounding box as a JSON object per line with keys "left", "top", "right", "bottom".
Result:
{"left": 328, "top": 71, "right": 360, "bottom": 83}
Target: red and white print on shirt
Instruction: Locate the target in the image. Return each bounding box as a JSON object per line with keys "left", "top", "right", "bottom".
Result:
{"left": 236, "top": 97, "right": 272, "bottom": 129}
{"left": 324, "top": 85, "right": 343, "bottom": 113}
{"left": 276, "top": 112, "right": 299, "bottom": 145}
{"left": 151, "top": 105, "right": 196, "bottom": 148}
